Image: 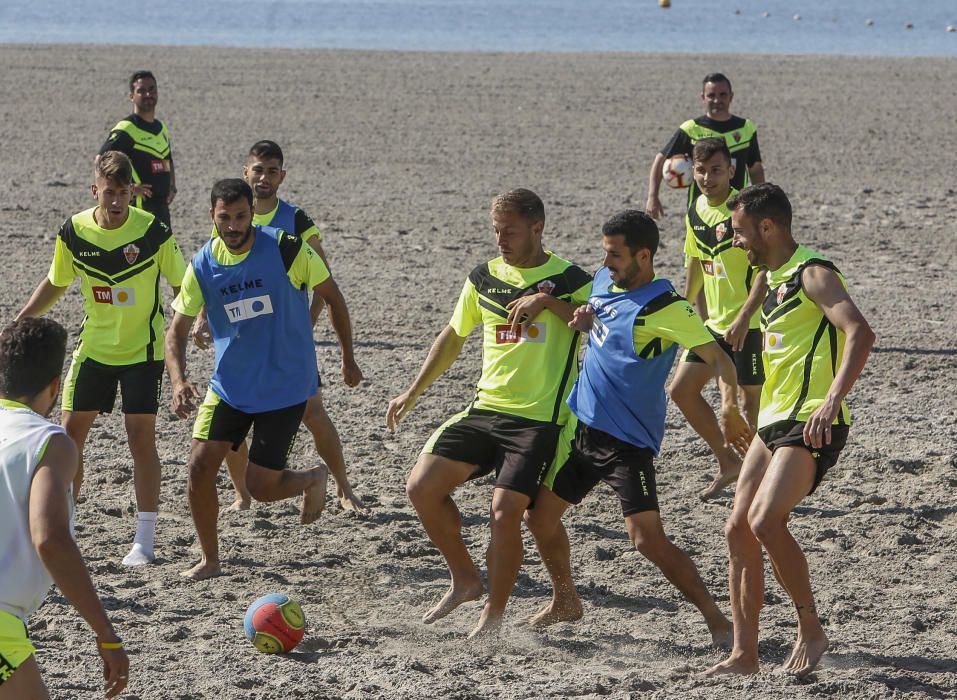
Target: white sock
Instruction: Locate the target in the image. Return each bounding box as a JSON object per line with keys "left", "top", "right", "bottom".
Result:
{"left": 122, "top": 512, "right": 157, "bottom": 566}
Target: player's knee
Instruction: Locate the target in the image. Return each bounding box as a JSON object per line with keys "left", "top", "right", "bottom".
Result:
{"left": 724, "top": 514, "right": 752, "bottom": 545}
{"left": 524, "top": 507, "right": 552, "bottom": 539}
{"left": 747, "top": 509, "right": 785, "bottom": 545}
{"left": 490, "top": 500, "right": 525, "bottom": 529}
{"left": 405, "top": 472, "right": 433, "bottom": 506}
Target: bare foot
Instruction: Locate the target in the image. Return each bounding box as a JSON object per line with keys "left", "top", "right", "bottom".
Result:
{"left": 709, "top": 618, "right": 735, "bottom": 650}
{"left": 422, "top": 580, "right": 482, "bottom": 624}
{"left": 180, "top": 559, "right": 222, "bottom": 580}
{"left": 301, "top": 465, "right": 329, "bottom": 524}
{"left": 526, "top": 597, "right": 584, "bottom": 628}
{"left": 467, "top": 606, "right": 503, "bottom": 639}
{"left": 779, "top": 633, "right": 829, "bottom": 677}
{"left": 337, "top": 487, "right": 364, "bottom": 512}
{"left": 700, "top": 451, "right": 742, "bottom": 500}
{"left": 226, "top": 497, "right": 251, "bottom": 512}
{"left": 699, "top": 654, "right": 759, "bottom": 677}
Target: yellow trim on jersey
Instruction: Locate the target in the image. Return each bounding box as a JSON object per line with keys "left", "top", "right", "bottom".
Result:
{"left": 172, "top": 231, "right": 329, "bottom": 317}
{"left": 0, "top": 610, "right": 36, "bottom": 681}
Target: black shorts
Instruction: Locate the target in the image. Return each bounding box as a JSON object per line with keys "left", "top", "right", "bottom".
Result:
{"left": 545, "top": 418, "right": 658, "bottom": 516}
{"left": 192, "top": 389, "right": 305, "bottom": 470}
{"left": 424, "top": 407, "right": 560, "bottom": 500}
{"left": 683, "top": 327, "right": 764, "bottom": 385}
{"left": 62, "top": 357, "right": 164, "bottom": 414}
{"left": 758, "top": 419, "right": 849, "bottom": 494}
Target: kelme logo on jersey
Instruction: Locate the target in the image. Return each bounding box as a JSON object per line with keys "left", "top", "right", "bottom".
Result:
{"left": 763, "top": 331, "right": 785, "bottom": 352}
{"left": 123, "top": 243, "right": 140, "bottom": 265}
{"left": 225, "top": 294, "right": 274, "bottom": 323}
{"left": 92, "top": 287, "right": 135, "bottom": 306}
{"left": 537, "top": 279, "right": 556, "bottom": 295}
{"left": 495, "top": 323, "right": 546, "bottom": 344}
{"left": 702, "top": 260, "right": 727, "bottom": 278}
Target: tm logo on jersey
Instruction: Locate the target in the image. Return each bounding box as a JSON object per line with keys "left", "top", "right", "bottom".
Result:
{"left": 225, "top": 294, "right": 274, "bottom": 323}
{"left": 763, "top": 332, "right": 785, "bottom": 352}
{"left": 495, "top": 323, "right": 546, "bottom": 344}
{"left": 92, "top": 287, "right": 135, "bottom": 306}
{"left": 702, "top": 260, "right": 727, "bottom": 278}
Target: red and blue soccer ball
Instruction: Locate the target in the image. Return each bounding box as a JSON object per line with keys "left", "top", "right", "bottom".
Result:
{"left": 243, "top": 593, "right": 306, "bottom": 654}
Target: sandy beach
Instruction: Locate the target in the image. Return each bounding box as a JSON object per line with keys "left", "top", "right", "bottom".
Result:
{"left": 1, "top": 44, "right": 956, "bottom": 699}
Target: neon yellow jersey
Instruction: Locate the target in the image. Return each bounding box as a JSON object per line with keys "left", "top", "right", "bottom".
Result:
{"left": 48, "top": 206, "right": 186, "bottom": 365}
{"left": 173, "top": 228, "right": 329, "bottom": 317}
{"left": 759, "top": 245, "right": 850, "bottom": 428}
{"left": 684, "top": 190, "right": 760, "bottom": 334}
{"left": 450, "top": 252, "right": 592, "bottom": 424}
{"left": 208, "top": 199, "right": 321, "bottom": 242}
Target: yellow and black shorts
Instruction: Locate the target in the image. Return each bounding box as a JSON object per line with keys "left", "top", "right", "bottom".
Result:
{"left": 62, "top": 356, "right": 164, "bottom": 414}
{"left": 192, "top": 388, "right": 305, "bottom": 470}
{"left": 682, "top": 327, "right": 764, "bottom": 386}
{"left": 0, "top": 610, "right": 35, "bottom": 686}
{"left": 423, "top": 407, "right": 560, "bottom": 500}
{"left": 543, "top": 415, "right": 659, "bottom": 516}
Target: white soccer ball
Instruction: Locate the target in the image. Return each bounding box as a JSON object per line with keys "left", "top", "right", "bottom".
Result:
{"left": 662, "top": 154, "right": 693, "bottom": 189}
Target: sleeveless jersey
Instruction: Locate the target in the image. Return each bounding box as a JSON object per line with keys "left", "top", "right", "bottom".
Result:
{"left": 684, "top": 189, "right": 760, "bottom": 333}
{"left": 193, "top": 226, "right": 317, "bottom": 412}
{"left": 0, "top": 400, "right": 72, "bottom": 621}
{"left": 569, "top": 270, "right": 680, "bottom": 452}
{"left": 759, "top": 245, "right": 850, "bottom": 428}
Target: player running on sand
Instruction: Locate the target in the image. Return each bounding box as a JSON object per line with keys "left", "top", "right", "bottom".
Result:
{"left": 702, "top": 184, "right": 874, "bottom": 678}
{"left": 387, "top": 189, "right": 592, "bottom": 637}
{"left": 17, "top": 151, "right": 186, "bottom": 567}
{"left": 192, "top": 140, "right": 363, "bottom": 513}
{"left": 669, "top": 138, "right": 767, "bottom": 500}
{"left": 524, "top": 211, "right": 750, "bottom": 646}
{"left": 166, "top": 179, "right": 357, "bottom": 581}
{"left": 0, "top": 318, "right": 129, "bottom": 699}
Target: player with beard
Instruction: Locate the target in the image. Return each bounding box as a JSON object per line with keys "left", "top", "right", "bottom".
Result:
{"left": 192, "top": 141, "right": 363, "bottom": 514}
{"left": 166, "top": 179, "right": 358, "bottom": 581}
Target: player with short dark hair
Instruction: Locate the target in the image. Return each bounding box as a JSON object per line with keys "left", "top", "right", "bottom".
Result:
{"left": 703, "top": 183, "right": 874, "bottom": 678}
{"left": 523, "top": 211, "right": 751, "bottom": 645}
{"left": 387, "top": 188, "right": 592, "bottom": 637}
{"left": 0, "top": 318, "right": 129, "bottom": 699}
{"left": 166, "top": 178, "right": 359, "bottom": 581}
{"left": 17, "top": 150, "right": 186, "bottom": 567}
{"left": 192, "top": 141, "right": 363, "bottom": 513}
{"left": 669, "top": 137, "right": 768, "bottom": 500}
{"left": 645, "top": 73, "right": 765, "bottom": 221}
{"left": 99, "top": 70, "right": 176, "bottom": 228}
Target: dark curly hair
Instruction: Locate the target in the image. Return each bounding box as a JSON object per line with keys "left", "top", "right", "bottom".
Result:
{"left": 0, "top": 318, "right": 67, "bottom": 399}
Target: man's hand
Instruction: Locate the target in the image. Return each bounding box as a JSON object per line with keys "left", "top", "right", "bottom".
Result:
{"left": 386, "top": 390, "right": 417, "bottom": 432}
{"left": 506, "top": 293, "right": 549, "bottom": 334}
{"left": 131, "top": 183, "right": 153, "bottom": 200}
{"left": 803, "top": 398, "right": 840, "bottom": 449}
{"left": 720, "top": 405, "right": 754, "bottom": 456}
{"left": 342, "top": 358, "right": 363, "bottom": 387}
{"left": 190, "top": 312, "right": 212, "bottom": 350}
{"left": 645, "top": 194, "right": 664, "bottom": 220}
{"left": 568, "top": 304, "right": 595, "bottom": 333}
{"left": 171, "top": 380, "right": 202, "bottom": 419}
{"left": 723, "top": 314, "right": 751, "bottom": 352}
{"left": 97, "top": 642, "right": 130, "bottom": 699}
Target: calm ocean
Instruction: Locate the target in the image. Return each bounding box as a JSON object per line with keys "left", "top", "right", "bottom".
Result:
{"left": 0, "top": 0, "right": 954, "bottom": 56}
